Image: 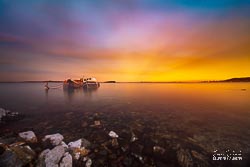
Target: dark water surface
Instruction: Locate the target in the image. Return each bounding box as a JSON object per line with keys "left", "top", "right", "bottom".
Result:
{"left": 1, "top": 83, "right": 250, "bottom": 166}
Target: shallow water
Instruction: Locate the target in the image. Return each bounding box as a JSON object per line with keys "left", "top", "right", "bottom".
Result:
{"left": 1, "top": 83, "right": 250, "bottom": 166}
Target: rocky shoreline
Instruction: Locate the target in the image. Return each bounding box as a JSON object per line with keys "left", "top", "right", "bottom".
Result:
{"left": 1, "top": 107, "right": 249, "bottom": 167}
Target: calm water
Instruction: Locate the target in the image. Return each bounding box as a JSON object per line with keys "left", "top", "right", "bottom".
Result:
{"left": 1, "top": 83, "right": 250, "bottom": 166}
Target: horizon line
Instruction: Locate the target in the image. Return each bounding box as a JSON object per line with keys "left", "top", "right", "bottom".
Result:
{"left": 0, "top": 77, "right": 249, "bottom": 83}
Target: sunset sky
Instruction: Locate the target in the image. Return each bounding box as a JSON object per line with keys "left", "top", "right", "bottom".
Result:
{"left": 0, "top": 0, "right": 249, "bottom": 82}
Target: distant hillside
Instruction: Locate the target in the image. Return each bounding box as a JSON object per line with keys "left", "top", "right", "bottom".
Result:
{"left": 222, "top": 77, "right": 250, "bottom": 82}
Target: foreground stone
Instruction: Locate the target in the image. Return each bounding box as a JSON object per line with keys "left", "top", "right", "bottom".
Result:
{"left": 37, "top": 145, "right": 65, "bottom": 167}
{"left": 18, "top": 131, "right": 37, "bottom": 143}
{"left": 60, "top": 152, "right": 72, "bottom": 167}
{"left": 43, "top": 133, "right": 64, "bottom": 146}
{"left": 68, "top": 139, "right": 90, "bottom": 160}
{"left": 68, "top": 138, "right": 91, "bottom": 149}
{"left": 0, "top": 145, "right": 36, "bottom": 167}
{"left": 68, "top": 139, "right": 82, "bottom": 149}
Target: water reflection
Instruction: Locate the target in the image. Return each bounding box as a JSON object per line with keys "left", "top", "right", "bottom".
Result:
{"left": 1, "top": 83, "right": 250, "bottom": 166}
{"left": 62, "top": 87, "right": 99, "bottom": 102}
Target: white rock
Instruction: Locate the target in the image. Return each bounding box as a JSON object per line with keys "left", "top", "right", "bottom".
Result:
{"left": 109, "top": 131, "right": 119, "bottom": 138}
{"left": 0, "top": 108, "right": 7, "bottom": 120}
{"left": 85, "top": 158, "right": 92, "bottom": 167}
{"left": 68, "top": 139, "right": 82, "bottom": 149}
{"left": 60, "top": 152, "right": 72, "bottom": 167}
{"left": 19, "top": 131, "right": 37, "bottom": 143}
{"left": 43, "top": 133, "right": 64, "bottom": 146}
{"left": 37, "top": 149, "right": 50, "bottom": 167}
{"left": 44, "top": 146, "right": 65, "bottom": 167}
{"left": 39, "top": 149, "right": 50, "bottom": 158}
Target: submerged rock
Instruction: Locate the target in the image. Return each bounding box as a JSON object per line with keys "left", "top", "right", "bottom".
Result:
{"left": 94, "top": 120, "right": 101, "bottom": 126}
{"left": 130, "top": 132, "right": 138, "bottom": 142}
{"left": 85, "top": 158, "right": 92, "bottom": 167}
{"left": 0, "top": 108, "right": 22, "bottom": 123}
{"left": 131, "top": 153, "right": 144, "bottom": 164}
{"left": 111, "top": 138, "right": 119, "bottom": 147}
{"left": 0, "top": 149, "right": 23, "bottom": 167}
{"left": 43, "top": 133, "right": 64, "bottom": 146}
{"left": 109, "top": 131, "right": 119, "bottom": 138}
{"left": 18, "top": 131, "right": 37, "bottom": 143}
{"left": 177, "top": 148, "right": 194, "bottom": 167}
{"left": 153, "top": 146, "right": 166, "bottom": 154}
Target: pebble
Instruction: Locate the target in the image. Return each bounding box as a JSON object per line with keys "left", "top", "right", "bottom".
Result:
{"left": 153, "top": 146, "right": 166, "bottom": 154}
{"left": 109, "top": 131, "right": 119, "bottom": 138}
{"left": 94, "top": 120, "right": 101, "bottom": 126}
{"left": 85, "top": 158, "right": 92, "bottom": 167}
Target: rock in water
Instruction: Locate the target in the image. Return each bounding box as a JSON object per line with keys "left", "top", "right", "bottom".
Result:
{"left": 60, "top": 152, "right": 72, "bottom": 167}
{"left": 18, "top": 131, "right": 37, "bottom": 143}
{"left": 0, "top": 149, "right": 23, "bottom": 167}
{"left": 0, "top": 145, "right": 36, "bottom": 167}
{"left": 44, "top": 146, "right": 65, "bottom": 166}
{"left": 37, "top": 146, "right": 66, "bottom": 167}
{"left": 130, "top": 133, "right": 138, "bottom": 142}
{"left": 68, "top": 138, "right": 91, "bottom": 149}
{"left": 43, "top": 133, "right": 64, "bottom": 146}
{"left": 0, "top": 108, "right": 21, "bottom": 123}
{"left": 111, "top": 138, "right": 119, "bottom": 147}
{"left": 109, "top": 131, "right": 119, "bottom": 138}
{"left": 67, "top": 138, "right": 91, "bottom": 160}
{"left": 68, "top": 139, "right": 82, "bottom": 149}
{"left": 37, "top": 149, "right": 50, "bottom": 167}
{"left": 94, "top": 120, "right": 101, "bottom": 126}
{"left": 153, "top": 146, "right": 166, "bottom": 154}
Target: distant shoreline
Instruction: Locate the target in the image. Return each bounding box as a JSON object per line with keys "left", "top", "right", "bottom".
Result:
{"left": 0, "top": 77, "right": 250, "bottom": 83}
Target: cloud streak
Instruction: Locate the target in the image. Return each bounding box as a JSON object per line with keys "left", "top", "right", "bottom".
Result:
{"left": 0, "top": 0, "right": 250, "bottom": 81}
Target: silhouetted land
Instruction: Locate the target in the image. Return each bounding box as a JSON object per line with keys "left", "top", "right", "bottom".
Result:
{"left": 221, "top": 77, "right": 250, "bottom": 82}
